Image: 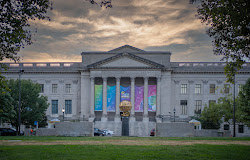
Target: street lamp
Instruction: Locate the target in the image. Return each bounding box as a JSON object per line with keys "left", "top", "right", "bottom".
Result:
{"left": 233, "top": 72, "right": 236, "bottom": 137}
{"left": 62, "top": 108, "right": 65, "bottom": 122}
{"left": 18, "top": 69, "right": 24, "bottom": 136}
{"left": 173, "top": 108, "right": 176, "bottom": 123}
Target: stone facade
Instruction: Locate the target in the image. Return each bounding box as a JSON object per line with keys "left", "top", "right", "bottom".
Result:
{"left": 2, "top": 45, "right": 250, "bottom": 136}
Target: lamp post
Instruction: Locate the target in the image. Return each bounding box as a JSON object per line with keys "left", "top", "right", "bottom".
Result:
{"left": 18, "top": 69, "right": 24, "bottom": 136}
{"left": 233, "top": 72, "right": 236, "bottom": 137}
{"left": 173, "top": 108, "right": 176, "bottom": 123}
{"left": 62, "top": 108, "right": 65, "bottom": 122}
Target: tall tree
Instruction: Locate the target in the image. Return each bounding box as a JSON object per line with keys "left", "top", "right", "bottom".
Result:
{"left": 238, "top": 78, "right": 250, "bottom": 126}
{"left": 196, "top": 0, "right": 250, "bottom": 83}
{"left": 5, "top": 79, "right": 49, "bottom": 127}
{"left": 0, "top": 0, "right": 52, "bottom": 93}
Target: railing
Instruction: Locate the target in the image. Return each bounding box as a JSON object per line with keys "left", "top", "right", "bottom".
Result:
{"left": 6, "top": 62, "right": 82, "bottom": 68}
{"left": 172, "top": 62, "right": 249, "bottom": 67}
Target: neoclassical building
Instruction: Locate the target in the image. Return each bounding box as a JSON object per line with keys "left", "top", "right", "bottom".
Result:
{"left": 3, "top": 45, "right": 250, "bottom": 136}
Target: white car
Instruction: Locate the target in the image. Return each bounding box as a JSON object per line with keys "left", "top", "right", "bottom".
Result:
{"left": 103, "top": 130, "right": 114, "bottom": 136}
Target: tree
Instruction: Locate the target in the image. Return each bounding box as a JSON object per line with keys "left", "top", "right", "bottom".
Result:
{"left": 200, "top": 95, "right": 242, "bottom": 129}
{"left": 3, "top": 79, "right": 49, "bottom": 127}
{"left": 238, "top": 78, "right": 250, "bottom": 126}
{"left": 196, "top": 0, "right": 250, "bottom": 83}
{"left": 0, "top": 0, "right": 52, "bottom": 93}
{"left": 87, "top": 0, "right": 112, "bottom": 8}
{"left": 0, "top": 91, "right": 15, "bottom": 124}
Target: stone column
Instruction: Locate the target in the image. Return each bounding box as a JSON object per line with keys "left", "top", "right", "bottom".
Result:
{"left": 156, "top": 77, "right": 162, "bottom": 123}
{"left": 130, "top": 77, "right": 135, "bottom": 122}
{"left": 115, "top": 77, "right": 121, "bottom": 121}
{"left": 101, "top": 77, "right": 108, "bottom": 122}
{"left": 89, "top": 77, "right": 95, "bottom": 122}
{"left": 143, "top": 77, "right": 149, "bottom": 122}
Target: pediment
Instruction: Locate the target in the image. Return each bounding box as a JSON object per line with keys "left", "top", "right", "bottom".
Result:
{"left": 87, "top": 53, "right": 164, "bottom": 69}
{"left": 108, "top": 45, "right": 146, "bottom": 53}
{"left": 101, "top": 57, "right": 151, "bottom": 67}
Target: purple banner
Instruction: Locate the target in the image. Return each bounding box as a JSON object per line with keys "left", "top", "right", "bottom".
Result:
{"left": 135, "top": 86, "right": 144, "bottom": 112}
{"left": 120, "top": 86, "right": 130, "bottom": 102}
{"left": 107, "top": 85, "right": 116, "bottom": 112}
{"left": 148, "top": 85, "right": 156, "bottom": 111}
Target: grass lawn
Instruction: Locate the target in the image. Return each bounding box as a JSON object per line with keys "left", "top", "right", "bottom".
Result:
{"left": 0, "top": 144, "right": 249, "bottom": 160}
{"left": 0, "top": 136, "right": 250, "bottom": 141}
{"left": 0, "top": 137, "right": 249, "bottom": 160}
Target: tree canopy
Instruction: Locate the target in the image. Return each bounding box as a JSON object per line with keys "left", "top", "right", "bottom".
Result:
{"left": 0, "top": 79, "right": 49, "bottom": 127}
{"left": 196, "top": 0, "right": 250, "bottom": 83}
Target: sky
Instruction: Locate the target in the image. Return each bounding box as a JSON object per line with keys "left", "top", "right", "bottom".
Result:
{"left": 14, "top": 0, "right": 223, "bottom": 62}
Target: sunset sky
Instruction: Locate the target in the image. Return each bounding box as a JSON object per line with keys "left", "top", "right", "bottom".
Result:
{"left": 13, "top": 0, "right": 223, "bottom": 62}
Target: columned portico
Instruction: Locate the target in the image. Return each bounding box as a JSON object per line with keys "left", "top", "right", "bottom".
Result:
{"left": 143, "top": 77, "right": 149, "bottom": 122}
{"left": 89, "top": 77, "right": 95, "bottom": 122}
{"left": 115, "top": 77, "right": 121, "bottom": 121}
{"left": 101, "top": 77, "right": 108, "bottom": 121}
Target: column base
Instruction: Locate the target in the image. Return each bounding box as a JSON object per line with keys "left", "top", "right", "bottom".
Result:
{"left": 129, "top": 116, "right": 136, "bottom": 122}
{"left": 143, "top": 116, "right": 149, "bottom": 122}
{"left": 114, "top": 115, "right": 121, "bottom": 122}
{"left": 101, "top": 116, "right": 108, "bottom": 122}
{"left": 156, "top": 117, "right": 162, "bottom": 123}
{"left": 88, "top": 116, "right": 95, "bottom": 122}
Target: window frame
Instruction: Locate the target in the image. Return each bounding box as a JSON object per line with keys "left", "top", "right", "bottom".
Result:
{"left": 65, "top": 100, "right": 72, "bottom": 114}
{"left": 180, "top": 100, "right": 187, "bottom": 115}
{"left": 51, "top": 100, "right": 58, "bottom": 114}
{"left": 65, "top": 84, "right": 71, "bottom": 93}
{"left": 224, "top": 84, "right": 230, "bottom": 93}
{"left": 181, "top": 84, "right": 187, "bottom": 94}
{"left": 209, "top": 84, "right": 215, "bottom": 94}
{"left": 39, "top": 84, "right": 44, "bottom": 93}
{"left": 195, "top": 84, "right": 201, "bottom": 94}
{"left": 52, "top": 84, "right": 58, "bottom": 93}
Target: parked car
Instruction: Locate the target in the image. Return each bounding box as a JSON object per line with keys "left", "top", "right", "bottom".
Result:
{"left": 150, "top": 128, "right": 155, "bottom": 136}
{"left": 103, "top": 130, "right": 114, "bottom": 136}
{"left": 0, "top": 128, "right": 24, "bottom": 136}
{"left": 94, "top": 128, "right": 105, "bottom": 136}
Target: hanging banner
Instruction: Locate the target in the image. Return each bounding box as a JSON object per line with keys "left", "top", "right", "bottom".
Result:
{"left": 94, "top": 85, "right": 103, "bottom": 111}
{"left": 148, "top": 85, "right": 156, "bottom": 111}
{"left": 107, "top": 85, "right": 116, "bottom": 112}
{"left": 135, "top": 86, "right": 144, "bottom": 112}
{"left": 120, "top": 86, "right": 131, "bottom": 102}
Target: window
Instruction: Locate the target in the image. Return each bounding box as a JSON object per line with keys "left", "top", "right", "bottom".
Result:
{"left": 195, "top": 100, "right": 202, "bottom": 113}
{"left": 181, "top": 84, "right": 187, "bottom": 94}
{"left": 224, "top": 84, "right": 230, "bottom": 93}
{"left": 209, "top": 100, "right": 216, "bottom": 107}
{"left": 52, "top": 100, "right": 58, "bottom": 114}
{"left": 180, "top": 100, "right": 187, "bottom": 115}
{"left": 238, "top": 84, "right": 243, "bottom": 93}
{"left": 66, "top": 84, "right": 71, "bottom": 93}
{"left": 52, "top": 84, "right": 57, "bottom": 93}
{"left": 210, "top": 84, "right": 215, "bottom": 94}
{"left": 65, "top": 100, "right": 72, "bottom": 114}
{"left": 238, "top": 125, "right": 244, "bottom": 133}
{"left": 39, "top": 84, "right": 44, "bottom": 93}
{"left": 224, "top": 124, "right": 229, "bottom": 130}
{"left": 195, "top": 84, "right": 201, "bottom": 94}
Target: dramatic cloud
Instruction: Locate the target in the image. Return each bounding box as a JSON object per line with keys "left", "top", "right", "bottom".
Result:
{"left": 11, "top": 0, "right": 220, "bottom": 62}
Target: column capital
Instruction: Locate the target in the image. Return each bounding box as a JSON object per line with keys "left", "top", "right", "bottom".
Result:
{"left": 115, "top": 77, "right": 121, "bottom": 81}
{"left": 143, "top": 77, "right": 148, "bottom": 80}
{"left": 90, "top": 77, "right": 95, "bottom": 80}
{"left": 130, "top": 77, "right": 135, "bottom": 81}
{"left": 102, "top": 77, "right": 107, "bottom": 81}
{"left": 157, "top": 77, "right": 161, "bottom": 82}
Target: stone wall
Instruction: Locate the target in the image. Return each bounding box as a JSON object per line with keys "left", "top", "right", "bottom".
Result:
{"left": 156, "top": 123, "right": 194, "bottom": 137}
{"left": 55, "top": 122, "right": 93, "bottom": 136}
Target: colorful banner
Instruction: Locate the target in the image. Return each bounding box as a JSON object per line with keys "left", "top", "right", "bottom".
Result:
{"left": 94, "top": 85, "right": 103, "bottom": 111}
{"left": 148, "top": 85, "right": 156, "bottom": 111}
{"left": 107, "top": 85, "right": 116, "bottom": 112}
{"left": 135, "top": 86, "right": 144, "bottom": 112}
{"left": 120, "top": 86, "right": 131, "bottom": 102}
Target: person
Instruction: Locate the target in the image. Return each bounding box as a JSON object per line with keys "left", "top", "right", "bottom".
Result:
{"left": 30, "top": 128, "right": 33, "bottom": 135}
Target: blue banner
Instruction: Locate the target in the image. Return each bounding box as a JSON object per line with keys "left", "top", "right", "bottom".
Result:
{"left": 95, "top": 85, "right": 103, "bottom": 111}
{"left": 120, "top": 86, "right": 130, "bottom": 102}
{"left": 107, "top": 85, "right": 116, "bottom": 112}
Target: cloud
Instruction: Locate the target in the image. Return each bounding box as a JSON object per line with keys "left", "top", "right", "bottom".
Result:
{"left": 15, "top": 0, "right": 216, "bottom": 63}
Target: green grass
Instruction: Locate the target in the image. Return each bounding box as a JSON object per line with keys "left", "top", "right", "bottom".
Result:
{"left": 0, "top": 136, "right": 250, "bottom": 141}
{"left": 0, "top": 144, "right": 249, "bottom": 160}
